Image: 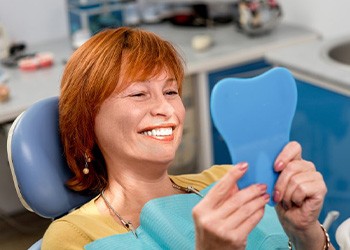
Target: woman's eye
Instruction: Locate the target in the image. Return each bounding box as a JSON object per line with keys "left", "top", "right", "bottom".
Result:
{"left": 165, "top": 90, "right": 178, "bottom": 96}
{"left": 130, "top": 92, "right": 145, "bottom": 97}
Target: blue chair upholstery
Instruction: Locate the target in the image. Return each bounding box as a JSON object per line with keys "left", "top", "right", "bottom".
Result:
{"left": 210, "top": 67, "right": 297, "bottom": 205}
{"left": 7, "top": 96, "right": 95, "bottom": 249}
{"left": 7, "top": 96, "right": 94, "bottom": 219}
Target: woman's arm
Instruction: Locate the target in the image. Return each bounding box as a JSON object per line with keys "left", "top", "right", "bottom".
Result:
{"left": 273, "top": 141, "right": 335, "bottom": 250}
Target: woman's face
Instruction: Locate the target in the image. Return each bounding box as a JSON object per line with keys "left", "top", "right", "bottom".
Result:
{"left": 94, "top": 70, "right": 185, "bottom": 169}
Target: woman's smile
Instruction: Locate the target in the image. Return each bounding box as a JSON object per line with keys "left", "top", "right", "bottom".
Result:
{"left": 139, "top": 125, "right": 175, "bottom": 141}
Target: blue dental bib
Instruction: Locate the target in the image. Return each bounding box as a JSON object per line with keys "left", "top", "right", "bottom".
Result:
{"left": 85, "top": 184, "right": 288, "bottom": 250}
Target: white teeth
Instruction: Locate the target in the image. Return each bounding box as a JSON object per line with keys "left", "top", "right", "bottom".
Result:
{"left": 142, "top": 128, "right": 173, "bottom": 136}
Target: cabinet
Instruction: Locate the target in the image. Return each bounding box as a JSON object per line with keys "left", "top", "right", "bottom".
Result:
{"left": 208, "top": 60, "right": 272, "bottom": 164}
{"left": 290, "top": 79, "right": 350, "bottom": 244}
{"left": 67, "top": 0, "right": 138, "bottom": 39}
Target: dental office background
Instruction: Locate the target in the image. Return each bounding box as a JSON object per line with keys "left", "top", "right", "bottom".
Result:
{"left": 1, "top": 0, "right": 350, "bottom": 45}
{"left": 1, "top": 0, "right": 350, "bottom": 225}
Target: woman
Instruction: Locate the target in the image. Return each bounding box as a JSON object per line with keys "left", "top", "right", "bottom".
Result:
{"left": 42, "top": 27, "right": 333, "bottom": 249}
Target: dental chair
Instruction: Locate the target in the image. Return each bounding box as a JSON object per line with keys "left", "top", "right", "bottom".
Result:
{"left": 7, "top": 96, "right": 96, "bottom": 250}
{"left": 8, "top": 67, "right": 301, "bottom": 249}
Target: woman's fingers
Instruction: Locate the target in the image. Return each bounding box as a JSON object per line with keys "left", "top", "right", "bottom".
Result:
{"left": 225, "top": 197, "right": 267, "bottom": 237}
{"left": 273, "top": 159, "right": 315, "bottom": 203}
{"left": 274, "top": 141, "right": 302, "bottom": 172}
{"left": 217, "top": 183, "right": 268, "bottom": 218}
{"left": 193, "top": 178, "right": 269, "bottom": 249}
{"left": 212, "top": 198, "right": 267, "bottom": 247}
{"left": 200, "top": 162, "right": 248, "bottom": 209}
{"left": 273, "top": 159, "right": 327, "bottom": 211}
{"left": 281, "top": 172, "right": 312, "bottom": 207}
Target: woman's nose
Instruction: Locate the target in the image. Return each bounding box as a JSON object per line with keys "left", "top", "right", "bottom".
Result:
{"left": 150, "top": 95, "right": 175, "bottom": 117}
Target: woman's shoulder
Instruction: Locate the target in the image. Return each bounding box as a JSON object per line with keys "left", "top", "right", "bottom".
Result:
{"left": 170, "top": 165, "right": 232, "bottom": 191}
{"left": 41, "top": 196, "right": 123, "bottom": 249}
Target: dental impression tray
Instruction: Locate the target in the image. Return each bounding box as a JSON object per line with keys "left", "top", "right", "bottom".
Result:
{"left": 210, "top": 67, "right": 297, "bottom": 205}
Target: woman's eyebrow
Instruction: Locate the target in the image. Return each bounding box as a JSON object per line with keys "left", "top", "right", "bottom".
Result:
{"left": 135, "top": 77, "right": 176, "bottom": 84}
{"left": 165, "top": 78, "right": 177, "bottom": 83}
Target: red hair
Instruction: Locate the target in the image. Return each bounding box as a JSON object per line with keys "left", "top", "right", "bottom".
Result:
{"left": 59, "top": 27, "right": 185, "bottom": 193}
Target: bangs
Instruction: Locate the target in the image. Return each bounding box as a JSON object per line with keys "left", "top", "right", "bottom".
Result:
{"left": 115, "top": 31, "right": 184, "bottom": 95}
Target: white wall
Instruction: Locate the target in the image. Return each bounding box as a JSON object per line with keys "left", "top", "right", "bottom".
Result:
{"left": 1, "top": 1, "right": 350, "bottom": 45}
{"left": 0, "top": 0, "right": 69, "bottom": 44}
{"left": 281, "top": 0, "right": 350, "bottom": 39}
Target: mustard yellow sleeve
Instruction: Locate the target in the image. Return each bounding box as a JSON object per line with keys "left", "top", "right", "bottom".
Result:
{"left": 42, "top": 220, "right": 91, "bottom": 250}
{"left": 171, "top": 165, "right": 232, "bottom": 191}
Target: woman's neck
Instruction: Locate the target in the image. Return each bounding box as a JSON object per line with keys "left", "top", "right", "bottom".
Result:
{"left": 95, "top": 165, "right": 180, "bottom": 228}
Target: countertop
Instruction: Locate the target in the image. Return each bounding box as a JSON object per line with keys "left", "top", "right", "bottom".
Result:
{"left": 0, "top": 22, "right": 318, "bottom": 124}
{"left": 265, "top": 36, "right": 350, "bottom": 96}
{"left": 0, "top": 40, "right": 72, "bottom": 124}
{"left": 144, "top": 23, "right": 319, "bottom": 74}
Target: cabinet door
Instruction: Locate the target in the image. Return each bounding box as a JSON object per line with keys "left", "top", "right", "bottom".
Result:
{"left": 208, "top": 60, "right": 272, "bottom": 164}
{"left": 290, "top": 79, "right": 350, "bottom": 245}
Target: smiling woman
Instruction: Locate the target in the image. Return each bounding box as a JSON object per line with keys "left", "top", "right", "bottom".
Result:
{"left": 59, "top": 27, "right": 185, "bottom": 193}
{"left": 42, "top": 27, "right": 334, "bottom": 250}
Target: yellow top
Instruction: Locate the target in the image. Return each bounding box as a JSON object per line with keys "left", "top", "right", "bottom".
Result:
{"left": 42, "top": 165, "right": 231, "bottom": 250}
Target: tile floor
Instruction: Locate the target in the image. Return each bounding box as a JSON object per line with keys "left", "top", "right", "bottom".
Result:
{"left": 0, "top": 210, "right": 50, "bottom": 250}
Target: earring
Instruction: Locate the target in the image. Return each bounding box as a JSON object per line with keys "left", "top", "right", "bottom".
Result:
{"left": 83, "top": 153, "right": 92, "bottom": 175}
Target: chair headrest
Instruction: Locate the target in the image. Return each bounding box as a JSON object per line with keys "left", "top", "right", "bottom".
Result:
{"left": 7, "top": 96, "right": 95, "bottom": 219}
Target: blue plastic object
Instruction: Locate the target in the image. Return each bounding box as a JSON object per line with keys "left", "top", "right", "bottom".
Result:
{"left": 7, "top": 96, "right": 94, "bottom": 219}
{"left": 85, "top": 184, "right": 288, "bottom": 250}
{"left": 210, "top": 67, "right": 297, "bottom": 205}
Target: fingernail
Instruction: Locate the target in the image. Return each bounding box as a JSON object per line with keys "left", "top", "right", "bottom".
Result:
{"left": 275, "top": 161, "right": 284, "bottom": 171}
{"left": 237, "top": 162, "right": 248, "bottom": 171}
{"left": 258, "top": 184, "right": 267, "bottom": 193}
{"left": 263, "top": 193, "right": 270, "bottom": 202}
{"left": 273, "top": 190, "right": 280, "bottom": 202}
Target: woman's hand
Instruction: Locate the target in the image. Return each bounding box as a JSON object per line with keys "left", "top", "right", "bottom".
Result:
{"left": 273, "top": 141, "right": 331, "bottom": 249}
{"left": 193, "top": 162, "right": 270, "bottom": 250}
